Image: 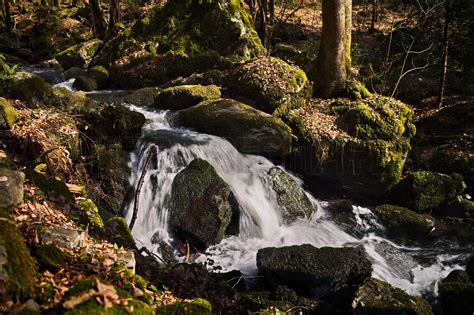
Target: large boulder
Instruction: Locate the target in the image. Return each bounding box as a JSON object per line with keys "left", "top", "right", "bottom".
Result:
{"left": 0, "top": 169, "right": 25, "bottom": 211}
{"left": 373, "top": 205, "right": 434, "bottom": 242}
{"left": 6, "top": 72, "right": 54, "bottom": 106}
{"left": 0, "top": 98, "right": 19, "bottom": 129}
{"left": 154, "top": 85, "right": 221, "bottom": 110}
{"left": 227, "top": 57, "right": 311, "bottom": 116}
{"left": 352, "top": 278, "right": 433, "bottom": 315}
{"left": 287, "top": 95, "right": 416, "bottom": 197}
{"left": 256, "top": 244, "right": 372, "bottom": 298}
{"left": 169, "top": 158, "right": 240, "bottom": 249}
{"left": 439, "top": 269, "right": 474, "bottom": 315}
{"left": 176, "top": 99, "right": 292, "bottom": 159}
{"left": 55, "top": 39, "right": 102, "bottom": 70}
{"left": 122, "top": 87, "right": 162, "bottom": 107}
{"left": 389, "top": 171, "right": 466, "bottom": 213}
{"left": 266, "top": 167, "right": 317, "bottom": 223}
{"left": 94, "top": 0, "right": 264, "bottom": 88}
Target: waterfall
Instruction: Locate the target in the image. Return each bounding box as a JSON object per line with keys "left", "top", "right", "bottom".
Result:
{"left": 123, "top": 104, "right": 468, "bottom": 298}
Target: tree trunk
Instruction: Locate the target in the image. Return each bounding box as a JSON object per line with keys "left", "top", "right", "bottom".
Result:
{"left": 314, "top": 0, "right": 351, "bottom": 98}
{"left": 107, "top": 0, "right": 119, "bottom": 35}
{"left": 3, "top": 0, "right": 12, "bottom": 33}
{"left": 437, "top": 1, "right": 450, "bottom": 108}
{"left": 370, "top": 0, "right": 378, "bottom": 32}
{"left": 90, "top": 0, "right": 105, "bottom": 39}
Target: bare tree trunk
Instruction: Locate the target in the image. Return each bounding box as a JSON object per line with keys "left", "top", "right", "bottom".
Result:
{"left": 437, "top": 1, "right": 450, "bottom": 108}
{"left": 90, "top": 0, "right": 105, "bottom": 38}
{"left": 314, "top": 0, "right": 351, "bottom": 98}
{"left": 107, "top": 0, "right": 119, "bottom": 35}
{"left": 370, "top": 0, "right": 378, "bottom": 32}
{"left": 345, "top": 0, "right": 352, "bottom": 75}
{"left": 3, "top": 0, "right": 12, "bottom": 33}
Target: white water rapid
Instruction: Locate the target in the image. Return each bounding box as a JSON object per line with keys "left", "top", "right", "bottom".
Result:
{"left": 123, "top": 104, "right": 469, "bottom": 298}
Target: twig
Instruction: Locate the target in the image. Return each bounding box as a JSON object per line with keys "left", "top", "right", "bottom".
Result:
{"left": 129, "top": 145, "right": 157, "bottom": 230}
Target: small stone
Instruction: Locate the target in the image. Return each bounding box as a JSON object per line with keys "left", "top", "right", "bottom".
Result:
{"left": 39, "top": 226, "right": 81, "bottom": 250}
{"left": 0, "top": 169, "right": 24, "bottom": 210}
{"left": 117, "top": 250, "right": 136, "bottom": 274}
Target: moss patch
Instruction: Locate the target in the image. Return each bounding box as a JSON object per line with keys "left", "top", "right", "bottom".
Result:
{"left": 0, "top": 97, "right": 19, "bottom": 129}
{"left": 156, "top": 298, "right": 212, "bottom": 315}
{"left": 105, "top": 217, "right": 135, "bottom": 249}
{"left": 154, "top": 84, "right": 221, "bottom": 110}
{"left": 33, "top": 244, "right": 71, "bottom": 272}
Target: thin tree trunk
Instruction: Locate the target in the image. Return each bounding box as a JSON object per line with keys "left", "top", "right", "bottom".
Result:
{"left": 107, "top": 0, "right": 119, "bottom": 35}
{"left": 269, "top": 0, "right": 274, "bottom": 25}
{"left": 370, "top": 0, "right": 377, "bottom": 32}
{"left": 345, "top": 0, "right": 352, "bottom": 75}
{"left": 90, "top": 0, "right": 105, "bottom": 39}
{"left": 437, "top": 1, "right": 450, "bottom": 108}
{"left": 314, "top": 0, "right": 348, "bottom": 98}
{"left": 3, "top": 0, "right": 12, "bottom": 33}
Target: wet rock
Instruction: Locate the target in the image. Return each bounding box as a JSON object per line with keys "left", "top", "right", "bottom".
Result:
{"left": 55, "top": 39, "right": 102, "bottom": 70}
{"left": 122, "top": 87, "right": 162, "bottom": 107}
{"left": 86, "top": 66, "right": 109, "bottom": 85}
{"left": 169, "top": 158, "right": 240, "bottom": 248}
{"left": 352, "top": 278, "right": 433, "bottom": 315}
{"left": 227, "top": 57, "right": 311, "bottom": 116}
{"left": 0, "top": 98, "right": 19, "bottom": 129}
{"left": 439, "top": 269, "right": 474, "bottom": 315}
{"left": 64, "top": 66, "right": 86, "bottom": 80}
{"left": 176, "top": 99, "right": 292, "bottom": 159}
{"left": 72, "top": 75, "right": 98, "bottom": 92}
{"left": 389, "top": 171, "right": 466, "bottom": 213}
{"left": 0, "top": 219, "right": 37, "bottom": 301}
{"left": 39, "top": 226, "right": 82, "bottom": 250}
{"left": 287, "top": 95, "right": 415, "bottom": 197}
{"left": 373, "top": 204, "right": 434, "bottom": 242}
{"left": 0, "top": 169, "right": 24, "bottom": 210}
{"left": 438, "top": 197, "right": 474, "bottom": 219}
{"left": 467, "top": 256, "right": 474, "bottom": 282}
{"left": 96, "top": 0, "right": 264, "bottom": 88}
{"left": 256, "top": 244, "right": 372, "bottom": 298}
{"left": 154, "top": 84, "right": 221, "bottom": 110}
{"left": 266, "top": 167, "right": 317, "bottom": 223}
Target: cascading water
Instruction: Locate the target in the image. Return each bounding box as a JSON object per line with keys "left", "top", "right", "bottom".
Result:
{"left": 123, "top": 104, "right": 469, "bottom": 298}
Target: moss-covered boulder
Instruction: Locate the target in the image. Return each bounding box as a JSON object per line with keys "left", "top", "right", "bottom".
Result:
{"left": 176, "top": 99, "right": 292, "bottom": 159}
{"left": 287, "top": 95, "right": 415, "bottom": 196}
{"left": 52, "top": 86, "right": 93, "bottom": 113}
{"left": 154, "top": 85, "right": 221, "bottom": 110}
{"left": 439, "top": 270, "right": 474, "bottom": 315}
{"left": 105, "top": 217, "right": 136, "bottom": 249}
{"left": 55, "top": 39, "right": 102, "bottom": 70}
{"left": 156, "top": 298, "right": 212, "bottom": 314}
{"left": 352, "top": 278, "right": 433, "bottom": 315}
{"left": 0, "top": 219, "right": 37, "bottom": 301}
{"left": 122, "top": 87, "right": 162, "bottom": 107}
{"left": 170, "top": 158, "right": 240, "bottom": 249}
{"left": 63, "top": 278, "right": 155, "bottom": 315}
{"left": 95, "top": 0, "right": 264, "bottom": 88}
{"left": 266, "top": 167, "right": 317, "bottom": 223}
{"left": 7, "top": 72, "right": 53, "bottom": 106}
{"left": 438, "top": 197, "right": 474, "bottom": 218}
{"left": 227, "top": 57, "right": 311, "bottom": 116}
{"left": 73, "top": 75, "right": 98, "bottom": 92}
{"left": 389, "top": 171, "right": 466, "bottom": 213}
{"left": 0, "top": 98, "right": 19, "bottom": 129}
{"left": 0, "top": 169, "right": 24, "bottom": 211}
{"left": 76, "top": 198, "right": 104, "bottom": 230}
{"left": 256, "top": 244, "right": 372, "bottom": 298}
{"left": 373, "top": 205, "right": 434, "bottom": 242}
{"left": 87, "top": 66, "right": 109, "bottom": 85}
{"left": 33, "top": 244, "right": 72, "bottom": 272}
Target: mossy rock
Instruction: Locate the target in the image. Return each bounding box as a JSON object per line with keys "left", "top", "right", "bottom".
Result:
{"left": 170, "top": 158, "right": 240, "bottom": 249}
{"left": 156, "top": 298, "right": 212, "bottom": 315}
{"left": 63, "top": 278, "right": 154, "bottom": 315}
{"left": 438, "top": 197, "right": 474, "bottom": 218}
{"left": 266, "top": 167, "right": 317, "bottom": 223}
{"left": 0, "top": 169, "right": 24, "bottom": 211}
{"left": 227, "top": 57, "right": 311, "bottom": 117}
{"left": 373, "top": 205, "right": 434, "bottom": 242}
{"left": 0, "top": 97, "right": 19, "bottom": 129}
{"left": 30, "top": 164, "right": 74, "bottom": 201}
{"left": 176, "top": 99, "right": 292, "bottom": 159}
{"left": 86, "top": 66, "right": 109, "bottom": 85}
{"left": 389, "top": 171, "right": 466, "bottom": 213}
{"left": 0, "top": 219, "right": 37, "bottom": 301}
{"left": 76, "top": 198, "right": 104, "bottom": 230}
{"left": 94, "top": 0, "right": 264, "bottom": 88}
{"left": 33, "top": 244, "right": 72, "bottom": 272}
{"left": 345, "top": 80, "right": 373, "bottom": 100}
{"left": 287, "top": 95, "right": 415, "bottom": 196}
{"left": 64, "top": 67, "right": 87, "bottom": 80}
{"left": 73, "top": 75, "right": 98, "bottom": 92}
{"left": 353, "top": 278, "right": 433, "bottom": 315}
{"left": 7, "top": 72, "right": 53, "bottom": 106}
{"left": 55, "top": 39, "right": 102, "bottom": 70}
{"left": 105, "top": 217, "right": 135, "bottom": 249}
{"left": 256, "top": 245, "right": 372, "bottom": 298}
{"left": 439, "top": 273, "right": 474, "bottom": 315}
{"left": 121, "top": 87, "right": 162, "bottom": 107}
{"left": 154, "top": 84, "right": 221, "bottom": 110}
{"left": 52, "top": 86, "right": 93, "bottom": 113}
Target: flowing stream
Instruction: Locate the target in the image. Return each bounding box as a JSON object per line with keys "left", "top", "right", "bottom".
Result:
{"left": 26, "top": 66, "right": 471, "bottom": 299}
{"left": 122, "top": 104, "right": 468, "bottom": 298}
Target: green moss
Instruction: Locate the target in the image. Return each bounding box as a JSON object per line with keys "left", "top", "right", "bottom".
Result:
{"left": 354, "top": 278, "right": 433, "bottom": 314}
{"left": 73, "top": 75, "right": 98, "bottom": 92}
{"left": 346, "top": 80, "right": 373, "bottom": 100}
{"left": 156, "top": 298, "right": 212, "bottom": 315}
{"left": 0, "top": 97, "right": 19, "bottom": 129}
{"left": 33, "top": 244, "right": 72, "bottom": 271}
{"left": 30, "top": 164, "right": 74, "bottom": 201}
{"left": 87, "top": 66, "right": 109, "bottom": 84}
{"left": 154, "top": 84, "right": 221, "bottom": 110}
{"left": 0, "top": 219, "right": 38, "bottom": 300}
{"left": 390, "top": 171, "right": 466, "bottom": 212}
{"left": 122, "top": 87, "right": 162, "bottom": 107}
{"left": 77, "top": 198, "right": 104, "bottom": 229}
{"left": 105, "top": 217, "right": 135, "bottom": 249}
{"left": 7, "top": 72, "right": 53, "bottom": 106}
{"left": 52, "top": 86, "right": 92, "bottom": 113}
